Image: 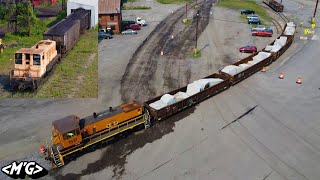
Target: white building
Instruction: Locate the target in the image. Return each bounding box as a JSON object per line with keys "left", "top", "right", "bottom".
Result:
{"left": 67, "top": 0, "right": 99, "bottom": 28}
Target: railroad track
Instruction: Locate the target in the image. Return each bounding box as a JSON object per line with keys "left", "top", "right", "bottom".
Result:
{"left": 271, "top": 18, "right": 282, "bottom": 34}
{"left": 260, "top": 4, "right": 289, "bottom": 34}
{"left": 120, "top": 0, "right": 215, "bottom": 103}
{"left": 261, "top": 3, "right": 289, "bottom": 23}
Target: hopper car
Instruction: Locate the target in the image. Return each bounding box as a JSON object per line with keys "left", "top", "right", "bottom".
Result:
{"left": 263, "top": 0, "right": 284, "bottom": 12}
{"left": 9, "top": 8, "right": 91, "bottom": 91}
{"left": 45, "top": 23, "right": 295, "bottom": 168}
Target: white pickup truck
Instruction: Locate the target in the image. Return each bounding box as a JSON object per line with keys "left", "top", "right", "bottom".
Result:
{"left": 136, "top": 17, "right": 147, "bottom": 26}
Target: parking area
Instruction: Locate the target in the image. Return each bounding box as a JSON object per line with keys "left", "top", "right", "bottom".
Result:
{"left": 98, "top": 1, "right": 181, "bottom": 106}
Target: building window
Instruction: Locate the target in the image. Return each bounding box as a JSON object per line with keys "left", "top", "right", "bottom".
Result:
{"left": 33, "top": 54, "right": 41, "bottom": 65}
{"left": 15, "top": 53, "right": 22, "bottom": 64}
{"left": 110, "top": 14, "right": 114, "bottom": 20}
{"left": 111, "top": 25, "right": 116, "bottom": 30}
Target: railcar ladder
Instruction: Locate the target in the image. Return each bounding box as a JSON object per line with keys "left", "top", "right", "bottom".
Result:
{"left": 51, "top": 147, "right": 64, "bottom": 168}
{"left": 144, "top": 109, "right": 151, "bottom": 129}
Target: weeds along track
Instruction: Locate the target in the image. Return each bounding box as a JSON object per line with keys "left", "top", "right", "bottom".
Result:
{"left": 120, "top": 0, "right": 215, "bottom": 103}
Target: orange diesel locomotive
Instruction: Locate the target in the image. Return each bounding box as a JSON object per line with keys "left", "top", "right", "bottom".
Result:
{"left": 9, "top": 40, "right": 60, "bottom": 90}
{"left": 48, "top": 101, "right": 151, "bottom": 167}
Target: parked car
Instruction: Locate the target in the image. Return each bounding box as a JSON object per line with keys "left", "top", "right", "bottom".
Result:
{"left": 98, "top": 32, "right": 112, "bottom": 39}
{"left": 241, "top": 10, "right": 255, "bottom": 15}
{"left": 251, "top": 25, "right": 266, "bottom": 31}
{"left": 128, "top": 24, "right": 141, "bottom": 30}
{"left": 252, "top": 30, "right": 272, "bottom": 37}
{"left": 265, "top": 27, "right": 273, "bottom": 34}
{"left": 122, "top": 29, "right": 138, "bottom": 35}
{"left": 248, "top": 17, "right": 260, "bottom": 24}
{"left": 239, "top": 45, "right": 257, "bottom": 53}
{"left": 246, "top": 14, "right": 259, "bottom": 19}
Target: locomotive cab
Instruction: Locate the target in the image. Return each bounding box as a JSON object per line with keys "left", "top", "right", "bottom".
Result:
{"left": 52, "top": 115, "right": 83, "bottom": 150}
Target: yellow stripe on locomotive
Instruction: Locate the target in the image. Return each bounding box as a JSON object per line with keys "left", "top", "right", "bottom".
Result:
{"left": 51, "top": 101, "right": 143, "bottom": 151}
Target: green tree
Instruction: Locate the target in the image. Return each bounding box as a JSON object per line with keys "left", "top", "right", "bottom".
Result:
{"left": 15, "top": 1, "right": 46, "bottom": 36}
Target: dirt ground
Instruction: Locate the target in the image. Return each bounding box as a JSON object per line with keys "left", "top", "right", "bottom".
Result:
{"left": 120, "top": 0, "right": 278, "bottom": 104}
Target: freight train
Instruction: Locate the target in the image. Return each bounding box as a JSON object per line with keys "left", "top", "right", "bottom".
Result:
{"left": 45, "top": 22, "right": 296, "bottom": 168}
{"left": 9, "top": 8, "right": 91, "bottom": 91}
{"left": 263, "top": 0, "right": 284, "bottom": 12}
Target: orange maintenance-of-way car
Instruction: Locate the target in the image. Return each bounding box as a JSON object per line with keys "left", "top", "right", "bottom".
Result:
{"left": 9, "top": 40, "right": 61, "bottom": 91}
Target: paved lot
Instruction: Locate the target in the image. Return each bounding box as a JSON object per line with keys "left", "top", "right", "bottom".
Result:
{"left": 1, "top": 0, "right": 320, "bottom": 179}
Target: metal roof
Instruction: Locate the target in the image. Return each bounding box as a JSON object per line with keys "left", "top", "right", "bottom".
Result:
{"left": 82, "top": 101, "right": 141, "bottom": 127}
{"left": 16, "top": 48, "right": 44, "bottom": 54}
{"left": 99, "top": 0, "right": 121, "bottom": 14}
{"left": 52, "top": 115, "right": 80, "bottom": 133}
{"left": 44, "top": 17, "right": 80, "bottom": 36}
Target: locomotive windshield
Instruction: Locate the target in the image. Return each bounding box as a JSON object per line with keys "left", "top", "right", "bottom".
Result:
{"left": 33, "top": 54, "right": 41, "bottom": 65}
{"left": 15, "top": 53, "right": 22, "bottom": 64}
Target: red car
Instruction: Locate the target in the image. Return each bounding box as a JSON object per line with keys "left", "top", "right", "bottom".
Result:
{"left": 128, "top": 24, "right": 141, "bottom": 30}
{"left": 252, "top": 30, "right": 272, "bottom": 37}
{"left": 239, "top": 45, "right": 257, "bottom": 53}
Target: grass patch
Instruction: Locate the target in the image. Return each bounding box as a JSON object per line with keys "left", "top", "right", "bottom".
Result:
{"left": 217, "top": 0, "right": 271, "bottom": 22}
{"left": 34, "top": 30, "right": 98, "bottom": 98}
{"left": 192, "top": 49, "right": 201, "bottom": 58}
{"left": 182, "top": 18, "right": 193, "bottom": 25}
{"left": 0, "top": 20, "right": 6, "bottom": 27}
{"left": 78, "top": 53, "right": 98, "bottom": 98}
{"left": 156, "top": 0, "right": 193, "bottom": 4}
{"left": 122, "top": 6, "right": 151, "bottom": 10}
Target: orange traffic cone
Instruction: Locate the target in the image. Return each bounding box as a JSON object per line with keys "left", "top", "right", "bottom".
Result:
{"left": 296, "top": 76, "right": 302, "bottom": 84}
{"left": 279, "top": 72, "right": 284, "bottom": 79}
{"left": 261, "top": 67, "right": 266, "bottom": 72}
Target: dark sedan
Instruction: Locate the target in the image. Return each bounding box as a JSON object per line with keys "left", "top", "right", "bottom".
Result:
{"left": 239, "top": 45, "right": 257, "bottom": 53}
{"left": 241, "top": 10, "right": 255, "bottom": 15}
{"left": 98, "top": 32, "right": 112, "bottom": 39}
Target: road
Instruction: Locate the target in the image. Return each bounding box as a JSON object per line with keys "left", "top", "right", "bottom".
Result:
{"left": 1, "top": 0, "right": 320, "bottom": 179}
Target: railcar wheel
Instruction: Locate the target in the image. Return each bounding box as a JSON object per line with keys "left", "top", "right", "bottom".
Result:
{"left": 18, "top": 84, "right": 25, "bottom": 91}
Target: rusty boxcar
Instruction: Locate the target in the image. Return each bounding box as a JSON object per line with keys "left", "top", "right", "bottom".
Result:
{"left": 68, "top": 8, "right": 91, "bottom": 34}
{"left": 43, "top": 18, "right": 81, "bottom": 55}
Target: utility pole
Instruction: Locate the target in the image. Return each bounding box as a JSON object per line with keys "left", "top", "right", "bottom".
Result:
{"left": 195, "top": 11, "right": 199, "bottom": 50}
{"left": 314, "top": 0, "right": 319, "bottom": 18}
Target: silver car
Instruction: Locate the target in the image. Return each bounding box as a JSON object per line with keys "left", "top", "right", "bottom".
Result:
{"left": 122, "top": 29, "right": 138, "bottom": 35}
{"left": 246, "top": 14, "right": 259, "bottom": 19}
{"left": 252, "top": 25, "right": 266, "bottom": 31}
